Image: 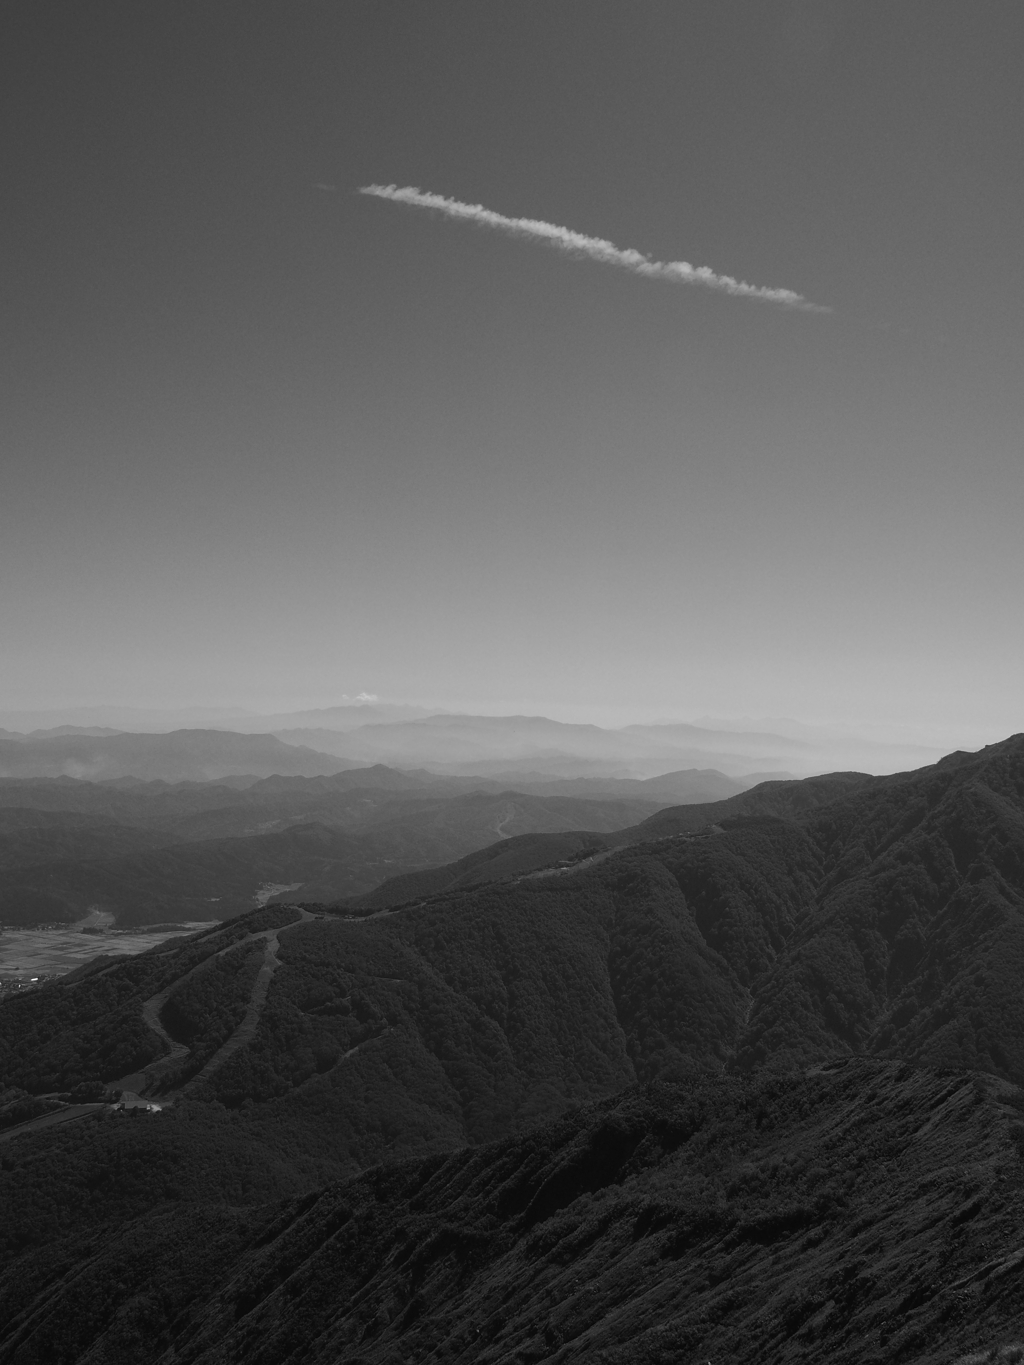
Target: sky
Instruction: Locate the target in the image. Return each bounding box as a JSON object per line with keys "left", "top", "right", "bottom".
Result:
{"left": 2, "top": 1, "right": 1022, "bottom": 745}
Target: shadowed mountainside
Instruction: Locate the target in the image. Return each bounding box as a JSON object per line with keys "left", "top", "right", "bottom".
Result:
{"left": 2, "top": 1062, "right": 1024, "bottom": 1364}
{"left": 0, "top": 810, "right": 179, "bottom": 869}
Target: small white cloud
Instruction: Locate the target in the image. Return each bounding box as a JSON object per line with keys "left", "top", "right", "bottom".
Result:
{"left": 359, "top": 184, "right": 829, "bottom": 313}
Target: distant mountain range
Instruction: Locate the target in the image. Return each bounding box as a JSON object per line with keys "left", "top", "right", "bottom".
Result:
{"left": 269, "top": 713, "right": 813, "bottom": 778}
{"left": 273, "top": 712, "right": 954, "bottom": 778}
{"left": 0, "top": 766, "right": 678, "bottom": 925}
{"left": 0, "top": 707, "right": 955, "bottom": 778}
{"left": 458, "top": 768, "right": 751, "bottom": 803}
{"left": 0, "top": 717, "right": 966, "bottom": 930}
{"left": 0, "top": 702, "right": 432, "bottom": 734}
{"left": 0, "top": 715, "right": 798, "bottom": 782}
{"left": 0, "top": 729, "right": 365, "bottom": 783}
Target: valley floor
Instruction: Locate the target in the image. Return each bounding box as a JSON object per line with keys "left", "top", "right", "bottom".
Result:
{"left": 0, "top": 919, "right": 219, "bottom": 985}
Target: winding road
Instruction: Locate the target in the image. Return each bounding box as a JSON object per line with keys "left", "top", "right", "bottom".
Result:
{"left": 4, "top": 839, "right": 661, "bottom": 1147}
{"left": 129, "top": 906, "right": 318, "bottom": 1098}
{"left": 0, "top": 907, "right": 321, "bottom": 1143}
{"left": 494, "top": 803, "right": 517, "bottom": 839}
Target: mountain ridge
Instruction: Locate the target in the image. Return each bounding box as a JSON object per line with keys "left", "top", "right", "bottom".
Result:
{"left": 3, "top": 734, "right": 1024, "bottom": 1361}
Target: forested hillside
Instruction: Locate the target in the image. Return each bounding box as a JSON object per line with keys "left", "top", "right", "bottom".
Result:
{"left": 3, "top": 1063, "right": 1024, "bottom": 1363}
{"left": 2, "top": 735, "right": 1024, "bottom": 1361}
{"left": 5, "top": 737, "right": 1024, "bottom": 1138}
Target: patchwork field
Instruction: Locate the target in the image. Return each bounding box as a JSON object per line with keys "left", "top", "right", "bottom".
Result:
{"left": 0, "top": 910, "right": 218, "bottom": 984}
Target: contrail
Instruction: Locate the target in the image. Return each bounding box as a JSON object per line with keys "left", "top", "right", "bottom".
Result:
{"left": 359, "top": 184, "right": 828, "bottom": 313}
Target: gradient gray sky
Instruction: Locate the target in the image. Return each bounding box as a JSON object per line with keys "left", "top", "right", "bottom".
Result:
{"left": 2, "top": 1, "right": 1022, "bottom": 744}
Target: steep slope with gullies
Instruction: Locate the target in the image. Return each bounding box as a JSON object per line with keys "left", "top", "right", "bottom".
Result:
{"left": 589, "top": 736, "right": 1024, "bottom": 1081}
{"left": 2, "top": 1062, "right": 1023, "bottom": 1365}
{"left": 340, "top": 736, "right": 1024, "bottom": 1089}
{"left": 179, "top": 853, "right": 749, "bottom": 1173}
{"left": 730, "top": 737, "right": 1024, "bottom": 1077}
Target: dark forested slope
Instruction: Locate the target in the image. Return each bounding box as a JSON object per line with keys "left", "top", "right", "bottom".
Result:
{"left": 731, "top": 738, "right": 1024, "bottom": 1077}
{"left": 0, "top": 813, "right": 179, "bottom": 871}
{"left": 2, "top": 1062, "right": 1023, "bottom": 1365}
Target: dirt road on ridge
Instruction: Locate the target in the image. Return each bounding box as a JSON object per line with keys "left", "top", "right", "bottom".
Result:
{"left": 1, "top": 908, "right": 318, "bottom": 1143}
{"left": 126, "top": 906, "right": 318, "bottom": 1098}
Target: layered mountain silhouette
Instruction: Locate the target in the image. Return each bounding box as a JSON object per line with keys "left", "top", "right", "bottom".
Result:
{"left": 272, "top": 713, "right": 810, "bottom": 779}
{"left": 4, "top": 735, "right": 1023, "bottom": 1117}
{"left": 269, "top": 712, "right": 947, "bottom": 779}
{"left": 0, "top": 708, "right": 948, "bottom": 781}
{"left": 1, "top": 734, "right": 1024, "bottom": 1361}
{"left": 0, "top": 702, "right": 433, "bottom": 734}
{"left": 0, "top": 771, "right": 668, "bottom": 925}
{"left": 0, "top": 794, "right": 663, "bottom": 927}
{"left": 0, "top": 730, "right": 364, "bottom": 783}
